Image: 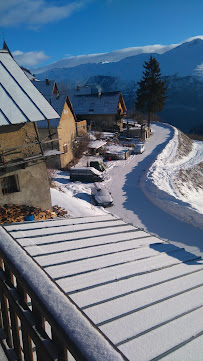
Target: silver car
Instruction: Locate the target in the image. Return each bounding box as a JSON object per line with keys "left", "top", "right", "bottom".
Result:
{"left": 134, "top": 142, "right": 145, "bottom": 154}
{"left": 92, "top": 184, "right": 113, "bottom": 207}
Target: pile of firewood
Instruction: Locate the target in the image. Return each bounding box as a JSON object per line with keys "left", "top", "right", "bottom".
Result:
{"left": 52, "top": 205, "right": 68, "bottom": 218}
{"left": 0, "top": 204, "right": 68, "bottom": 224}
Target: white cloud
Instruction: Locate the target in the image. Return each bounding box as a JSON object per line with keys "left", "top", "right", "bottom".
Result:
{"left": 195, "top": 63, "right": 203, "bottom": 77}
{"left": 112, "top": 44, "right": 178, "bottom": 55}
{"left": 0, "top": 0, "right": 93, "bottom": 27}
{"left": 184, "top": 35, "right": 203, "bottom": 42}
{"left": 12, "top": 50, "right": 50, "bottom": 66}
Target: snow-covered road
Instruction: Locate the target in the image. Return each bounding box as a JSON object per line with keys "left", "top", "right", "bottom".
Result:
{"left": 51, "top": 123, "right": 203, "bottom": 257}
{"left": 105, "top": 124, "right": 203, "bottom": 257}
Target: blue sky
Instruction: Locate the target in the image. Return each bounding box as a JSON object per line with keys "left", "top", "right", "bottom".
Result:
{"left": 0, "top": 0, "right": 203, "bottom": 67}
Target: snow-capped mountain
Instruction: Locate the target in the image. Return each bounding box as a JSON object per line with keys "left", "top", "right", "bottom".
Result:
{"left": 32, "top": 43, "right": 177, "bottom": 74}
{"left": 32, "top": 37, "right": 203, "bottom": 134}
{"left": 32, "top": 36, "right": 203, "bottom": 76}
{"left": 34, "top": 38, "right": 203, "bottom": 82}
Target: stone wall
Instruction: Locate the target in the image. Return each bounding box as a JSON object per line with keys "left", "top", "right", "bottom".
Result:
{"left": 38, "top": 101, "right": 77, "bottom": 169}
{"left": 57, "top": 101, "right": 76, "bottom": 169}
{"left": 0, "top": 123, "right": 40, "bottom": 162}
{"left": 76, "top": 120, "right": 87, "bottom": 136}
{"left": 0, "top": 161, "right": 52, "bottom": 210}
{"left": 77, "top": 114, "right": 119, "bottom": 131}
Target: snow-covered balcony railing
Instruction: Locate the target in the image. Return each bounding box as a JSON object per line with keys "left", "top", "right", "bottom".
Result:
{"left": 0, "top": 227, "right": 127, "bottom": 361}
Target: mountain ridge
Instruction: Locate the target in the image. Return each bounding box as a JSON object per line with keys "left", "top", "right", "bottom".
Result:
{"left": 31, "top": 36, "right": 203, "bottom": 75}
{"left": 34, "top": 37, "right": 203, "bottom": 134}
{"left": 36, "top": 38, "right": 203, "bottom": 82}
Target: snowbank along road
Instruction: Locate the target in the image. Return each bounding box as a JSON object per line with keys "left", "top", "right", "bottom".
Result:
{"left": 105, "top": 123, "right": 203, "bottom": 257}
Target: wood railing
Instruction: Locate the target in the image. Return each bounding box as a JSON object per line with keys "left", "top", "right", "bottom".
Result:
{"left": 0, "top": 227, "right": 127, "bottom": 361}
{"left": 0, "top": 137, "right": 60, "bottom": 170}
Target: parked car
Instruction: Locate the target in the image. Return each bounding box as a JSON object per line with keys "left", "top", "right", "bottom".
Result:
{"left": 70, "top": 167, "right": 104, "bottom": 182}
{"left": 91, "top": 184, "right": 113, "bottom": 207}
{"left": 90, "top": 160, "right": 107, "bottom": 172}
{"left": 134, "top": 142, "right": 145, "bottom": 154}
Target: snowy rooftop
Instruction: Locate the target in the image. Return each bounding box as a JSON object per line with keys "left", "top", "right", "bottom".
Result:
{"left": 70, "top": 91, "right": 123, "bottom": 115}
{"left": 88, "top": 140, "right": 107, "bottom": 149}
{"left": 36, "top": 93, "right": 68, "bottom": 129}
{"left": 0, "top": 50, "right": 59, "bottom": 126}
{"left": 33, "top": 79, "right": 56, "bottom": 97}
{"left": 106, "top": 144, "right": 129, "bottom": 153}
{"left": 4, "top": 214, "right": 203, "bottom": 360}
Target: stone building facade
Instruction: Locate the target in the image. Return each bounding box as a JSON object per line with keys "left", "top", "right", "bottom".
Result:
{"left": 0, "top": 123, "right": 52, "bottom": 210}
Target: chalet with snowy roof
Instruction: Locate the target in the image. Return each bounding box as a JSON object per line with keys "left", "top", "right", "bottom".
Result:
{"left": 0, "top": 49, "right": 60, "bottom": 210}
{"left": 0, "top": 214, "right": 202, "bottom": 360}
{"left": 71, "top": 88, "right": 127, "bottom": 131}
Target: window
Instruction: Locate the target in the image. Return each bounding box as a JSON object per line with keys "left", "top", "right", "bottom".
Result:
{"left": 1, "top": 175, "right": 20, "bottom": 195}
{"left": 63, "top": 143, "right": 68, "bottom": 153}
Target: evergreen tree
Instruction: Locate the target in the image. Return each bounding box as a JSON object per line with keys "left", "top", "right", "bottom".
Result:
{"left": 135, "top": 56, "right": 167, "bottom": 126}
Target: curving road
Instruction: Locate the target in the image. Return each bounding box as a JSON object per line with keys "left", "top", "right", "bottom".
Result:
{"left": 106, "top": 123, "right": 203, "bottom": 257}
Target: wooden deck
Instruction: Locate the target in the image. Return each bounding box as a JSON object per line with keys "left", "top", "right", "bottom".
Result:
{"left": 3, "top": 214, "right": 203, "bottom": 360}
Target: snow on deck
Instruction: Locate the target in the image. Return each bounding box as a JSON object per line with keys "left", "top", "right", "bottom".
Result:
{"left": 4, "top": 215, "right": 203, "bottom": 361}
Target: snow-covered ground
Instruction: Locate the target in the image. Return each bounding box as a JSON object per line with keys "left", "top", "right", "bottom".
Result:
{"left": 51, "top": 174, "right": 106, "bottom": 218}
{"left": 143, "top": 126, "right": 203, "bottom": 226}
{"left": 51, "top": 123, "right": 203, "bottom": 257}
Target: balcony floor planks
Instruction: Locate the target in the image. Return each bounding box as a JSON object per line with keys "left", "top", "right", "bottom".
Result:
{"left": 4, "top": 215, "right": 203, "bottom": 361}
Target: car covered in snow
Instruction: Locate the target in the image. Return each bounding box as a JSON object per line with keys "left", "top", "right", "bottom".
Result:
{"left": 134, "top": 142, "right": 145, "bottom": 154}
{"left": 70, "top": 167, "right": 104, "bottom": 182}
{"left": 91, "top": 184, "right": 113, "bottom": 207}
{"left": 90, "top": 160, "right": 107, "bottom": 172}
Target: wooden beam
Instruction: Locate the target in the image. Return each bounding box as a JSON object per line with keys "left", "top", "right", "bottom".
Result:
{"left": 33, "top": 122, "right": 44, "bottom": 156}
{"left": 47, "top": 119, "right": 54, "bottom": 150}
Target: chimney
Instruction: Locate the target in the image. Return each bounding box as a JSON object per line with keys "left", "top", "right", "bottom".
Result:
{"left": 98, "top": 91, "right": 101, "bottom": 98}
{"left": 46, "top": 78, "right": 49, "bottom": 85}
